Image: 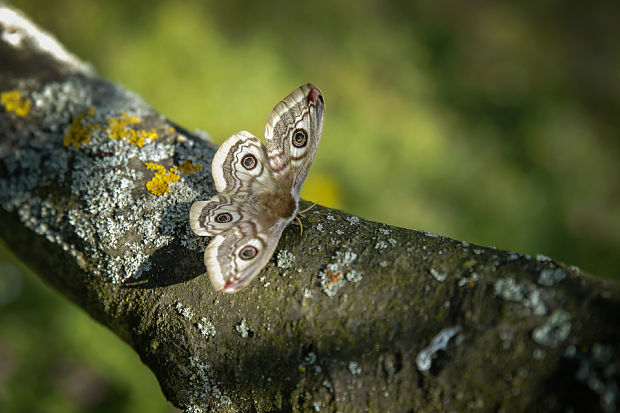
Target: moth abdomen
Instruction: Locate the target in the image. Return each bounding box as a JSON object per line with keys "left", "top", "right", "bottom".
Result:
{"left": 258, "top": 190, "right": 297, "bottom": 219}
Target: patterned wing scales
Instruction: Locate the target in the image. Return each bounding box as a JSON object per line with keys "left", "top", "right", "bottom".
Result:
{"left": 205, "top": 219, "right": 288, "bottom": 293}
{"left": 264, "top": 83, "right": 325, "bottom": 197}
{"left": 212, "top": 130, "right": 278, "bottom": 194}
{"left": 189, "top": 194, "right": 265, "bottom": 236}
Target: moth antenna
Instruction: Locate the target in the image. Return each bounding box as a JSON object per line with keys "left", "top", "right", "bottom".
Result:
{"left": 298, "top": 202, "right": 318, "bottom": 217}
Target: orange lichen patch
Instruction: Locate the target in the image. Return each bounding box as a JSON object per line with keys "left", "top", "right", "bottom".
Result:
{"left": 145, "top": 162, "right": 181, "bottom": 196}
{"left": 1, "top": 89, "right": 31, "bottom": 117}
{"left": 106, "top": 112, "right": 158, "bottom": 148}
{"left": 63, "top": 107, "right": 99, "bottom": 148}
{"left": 172, "top": 160, "right": 202, "bottom": 176}
{"left": 325, "top": 268, "right": 343, "bottom": 288}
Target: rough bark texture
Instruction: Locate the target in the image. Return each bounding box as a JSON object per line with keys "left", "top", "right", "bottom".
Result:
{"left": 1, "top": 4, "right": 619, "bottom": 412}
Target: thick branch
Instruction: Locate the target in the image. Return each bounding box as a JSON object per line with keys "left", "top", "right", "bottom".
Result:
{"left": 1, "top": 4, "right": 619, "bottom": 412}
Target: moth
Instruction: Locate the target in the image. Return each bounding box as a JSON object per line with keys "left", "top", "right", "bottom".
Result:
{"left": 189, "top": 84, "right": 325, "bottom": 293}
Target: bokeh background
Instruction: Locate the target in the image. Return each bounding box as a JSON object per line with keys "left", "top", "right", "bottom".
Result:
{"left": 1, "top": 0, "right": 619, "bottom": 411}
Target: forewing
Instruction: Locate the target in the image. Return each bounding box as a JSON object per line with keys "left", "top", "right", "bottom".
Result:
{"left": 205, "top": 218, "right": 288, "bottom": 293}
{"left": 212, "top": 130, "right": 277, "bottom": 194}
{"left": 264, "top": 83, "right": 325, "bottom": 197}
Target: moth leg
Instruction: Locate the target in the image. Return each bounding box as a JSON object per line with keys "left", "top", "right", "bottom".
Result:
{"left": 292, "top": 216, "right": 304, "bottom": 237}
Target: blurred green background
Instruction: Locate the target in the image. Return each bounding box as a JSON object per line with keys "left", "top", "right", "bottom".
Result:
{"left": 1, "top": 0, "right": 619, "bottom": 411}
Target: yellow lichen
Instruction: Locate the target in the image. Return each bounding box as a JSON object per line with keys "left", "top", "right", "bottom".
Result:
{"left": 63, "top": 107, "right": 99, "bottom": 148}
{"left": 1, "top": 89, "right": 31, "bottom": 117}
{"left": 145, "top": 160, "right": 202, "bottom": 196}
{"left": 172, "top": 160, "right": 202, "bottom": 175}
{"left": 145, "top": 162, "right": 180, "bottom": 196}
{"left": 106, "top": 112, "right": 158, "bottom": 148}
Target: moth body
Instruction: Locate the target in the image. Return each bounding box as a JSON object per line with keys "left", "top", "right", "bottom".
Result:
{"left": 257, "top": 189, "right": 297, "bottom": 220}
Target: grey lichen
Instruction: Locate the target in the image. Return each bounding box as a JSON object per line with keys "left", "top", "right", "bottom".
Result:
{"left": 345, "top": 215, "right": 360, "bottom": 224}
{"left": 276, "top": 249, "right": 295, "bottom": 269}
{"left": 570, "top": 343, "right": 619, "bottom": 413}
{"left": 176, "top": 302, "right": 195, "bottom": 321}
{"left": 494, "top": 277, "right": 547, "bottom": 315}
{"left": 334, "top": 250, "right": 357, "bottom": 266}
{"left": 345, "top": 269, "right": 363, "bottom": 283}
{"left": 538, "top": 267, "right": 566, "bottom": 286}
{"left": 196, "top": 318, "right": 216, "bottom": 338}
{"left": 494, "top": 278, "right": 524, "bottom": 301}
{"left": 304, "top": 352, "right": 317, "bottom": 364}
{"left": 525, "top": 289, "right": 547, "bottom": 316}
{"left": 457, "top": 272, "right": 480, "bottom": 287}
{"left": 430, "top": 268, "right": 447, "bottom": 282}
{"left": 375, "top": 240, "right": 388, "bottom": 249}
{"left": 235, "top": 318, "right": 250, "bottom": 338}
{"left": 532, "top": 309, "right": 571, "bottom": 347}
{"left": 186, "top": 356, "right": 234, "bottom": 410}
{"left": 348, "top": 361, "right": 362, "bottom": 375}
{"left": 416, "top": 325, "right": 462, "bottom": 371}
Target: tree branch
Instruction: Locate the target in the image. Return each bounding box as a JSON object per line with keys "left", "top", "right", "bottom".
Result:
{"left": 1, "top": 4, "right": 619, "bottom": 412}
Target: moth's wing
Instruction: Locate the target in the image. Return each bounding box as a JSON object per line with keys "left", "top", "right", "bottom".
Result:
{"left": 205, "top": 218, "right": 288, "bottom": 293}
{"left": 264, "top": 83, "right": 325, "bottom": 197}
{"left": 212, "top": 130, "right": 278, "bottom": 194}
{"left": 189, "top": 193, "right": 266, "bottom": 236}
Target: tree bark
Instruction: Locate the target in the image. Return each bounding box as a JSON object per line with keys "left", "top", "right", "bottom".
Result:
{"left": 1, "top": 4, "right": 619, "bottom": 412}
